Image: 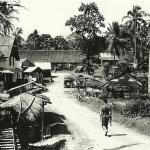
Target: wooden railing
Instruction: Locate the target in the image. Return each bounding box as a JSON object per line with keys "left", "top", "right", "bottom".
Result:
{"left": 7, "top": 81, "right": 37, "bottom": 97}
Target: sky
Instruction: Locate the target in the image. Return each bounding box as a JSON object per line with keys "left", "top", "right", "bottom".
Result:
{"left": 15, "top": 0, "right": 150, "bottom": 39}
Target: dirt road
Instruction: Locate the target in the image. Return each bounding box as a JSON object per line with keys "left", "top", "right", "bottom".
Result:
{"left": 45, "top": 72, "right": 150, "bottom": 150}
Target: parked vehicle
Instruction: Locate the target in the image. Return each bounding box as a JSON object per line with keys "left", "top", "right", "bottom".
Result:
{"left": 64, "top": 76, "right": 75, "bottom": 88}
{"left": 76, "top": 78, "right": 86, "bottom": 88}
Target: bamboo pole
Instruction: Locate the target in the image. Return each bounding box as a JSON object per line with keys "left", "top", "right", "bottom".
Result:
{"left": 41, "top": 102, "right": 44, "bottom": 140}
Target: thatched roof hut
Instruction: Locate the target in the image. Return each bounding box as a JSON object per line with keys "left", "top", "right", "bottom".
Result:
{"left": 0, "top": 93, "right": 51, "bottom": 122}
{"left": 0, "top": 93, "right": 51, "bottom": 150}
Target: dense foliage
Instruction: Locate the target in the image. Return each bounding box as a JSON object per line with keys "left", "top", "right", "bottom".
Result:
{"left": 23, "top": 30, "right": 71, "bottom": 50}
{"left": 112, "top": 98, "right": 150, "bottom": 118}
{"left": 16, "top": 3, "right": 150, "bottom": 73}
{"left": 65, "top": 2, "right": 106, "bottom": 73}
{"left": 3, "top": 1, "right": 149, "bottom": 79}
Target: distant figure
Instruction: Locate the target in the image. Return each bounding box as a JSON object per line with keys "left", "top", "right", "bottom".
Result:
{"left": 28, "top": 75, "right": 32, "bottom": 83}
{"left": 100, "top": 94, "right": 112, "bottom": 136}
{"left": 54, "top": 66, "right": 57, "bottom": 73}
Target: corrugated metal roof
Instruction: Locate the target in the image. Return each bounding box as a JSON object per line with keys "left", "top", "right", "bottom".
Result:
{"left": 0, "top": 70, "right": 14, "bottom": 74}
{"left": 24, "top": 66, "right": 40, "bottom": 73}
{"left": 100, "top": 53, "right": 119, "bottom": 60}
{"left": 0, "top": 36, "right": 15, "bottom": 57}
{"left": 35, "top": 62, "right": 51, "bottom": 70}
{"left": 110, "top": 74, "right": 142, "bottom": 86}
{"left": 19, "top": 50, "right": 85, "bottom": 63}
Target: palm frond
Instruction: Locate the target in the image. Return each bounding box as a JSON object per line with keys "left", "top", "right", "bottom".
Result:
{"left": 0, "top": 12, "right": 8, "bottom": 21}
{"left": 127, "top": 10, "right": 134, "bottom": 17}
{"left": 134, "top": 5, "right": 142, "bottom": 11}
{"left": 122, "top": 16, "right": 130, "bottom": 21}
{"left": 137, "top": 18, "right": 146, "bottom": 24}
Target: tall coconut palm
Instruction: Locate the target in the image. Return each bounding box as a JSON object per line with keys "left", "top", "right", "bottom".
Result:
{"left": 123, "top": 5, "right": 149, "bottom": 66}
{"left": 106, "top": 22, "right": 129, "bottom": 65}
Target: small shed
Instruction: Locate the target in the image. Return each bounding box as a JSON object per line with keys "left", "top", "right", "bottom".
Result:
{"left": 106, "top": 74, "right": 142, "bottom": 98}
{"left": 34, "top": 62, "right": 51, "bottom": 77}
{"left": 24, "top": 66, "right": 43, "bottom": 84}
{"left": 0, "top": 93, "right": 51, "bottom": 149}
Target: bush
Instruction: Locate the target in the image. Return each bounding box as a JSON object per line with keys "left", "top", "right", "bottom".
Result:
{"left": 112, "top": 99, "right": 150, "bottom": 117}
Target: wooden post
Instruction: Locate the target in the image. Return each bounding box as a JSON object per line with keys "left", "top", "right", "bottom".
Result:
{"left": 11, "top": 115, "right": 17, "bottom": 150}
{"left": 41, "top": 102, "right": 44, "bottom": 140}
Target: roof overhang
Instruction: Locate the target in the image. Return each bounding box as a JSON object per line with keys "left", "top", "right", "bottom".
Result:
{"left": 99, "top": 53, "right": 119, "bottom": 60}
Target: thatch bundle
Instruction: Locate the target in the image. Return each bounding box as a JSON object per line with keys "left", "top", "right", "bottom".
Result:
{"left": 0, "top": 93, "right": 10, "bottom": 104}
{"left": 0, "top": 93, "right": 51, "bottom": 122}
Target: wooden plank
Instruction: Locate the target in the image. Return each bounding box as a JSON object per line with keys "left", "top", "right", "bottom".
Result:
{"left": 8, "top": 81, "right": 48, "bottom": 97}
{"left": 0, "top": 127, "right": 20, "bottom": 150}
{"left": 8, "top": 81, "right": 35, "bottom": 93}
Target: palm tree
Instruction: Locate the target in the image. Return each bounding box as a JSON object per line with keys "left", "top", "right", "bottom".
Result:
{"left": 0, "top": 1, "right": 23, "bottom": 35}
{"left": 106, "top": 22, "right": 129, "bottom": 65}
{"left": 122, "top": 5, "right": 149, "bottom": 66}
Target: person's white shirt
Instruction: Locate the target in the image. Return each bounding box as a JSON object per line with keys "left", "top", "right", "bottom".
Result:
{"left": 28, "top": 75, "right": 32, "bottom": 82}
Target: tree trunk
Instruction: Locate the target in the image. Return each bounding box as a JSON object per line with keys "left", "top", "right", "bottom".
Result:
{"left": 134, "top": 20, "right": 137, "bottom": 66}
{"left": 134, "top": 37, "right": 137, "bottom": 65}
{"left": 114, "top": 51, "right": 116, "bottom": 66}
{"left": 140, "top": 39, "right": 143, "bottom": 59}
{"left": 87, "top": 53, "right": 90, "bottom": 74}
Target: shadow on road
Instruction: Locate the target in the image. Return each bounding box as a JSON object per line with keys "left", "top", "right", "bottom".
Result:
{"left": 110, "top": 134, "right": 127, "bottom": 137}
{"left": 103, "top": 143, "right": 142, "bottom": 150}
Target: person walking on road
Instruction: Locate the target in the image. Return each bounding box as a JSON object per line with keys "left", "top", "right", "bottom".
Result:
{"left": 100, "top": 94, "right": 112, "bottom": 137}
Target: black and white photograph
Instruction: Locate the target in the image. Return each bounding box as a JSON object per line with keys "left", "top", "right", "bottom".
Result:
{"left": 0, "top": 0, "right": 150, "bottom": 149}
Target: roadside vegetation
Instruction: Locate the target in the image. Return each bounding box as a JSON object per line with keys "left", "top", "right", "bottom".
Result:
{"left": 63, "top": 2, "right": 150, "bottom": 136}
{"left": 72, "top": 87, "right": 150, "bottom": 136}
